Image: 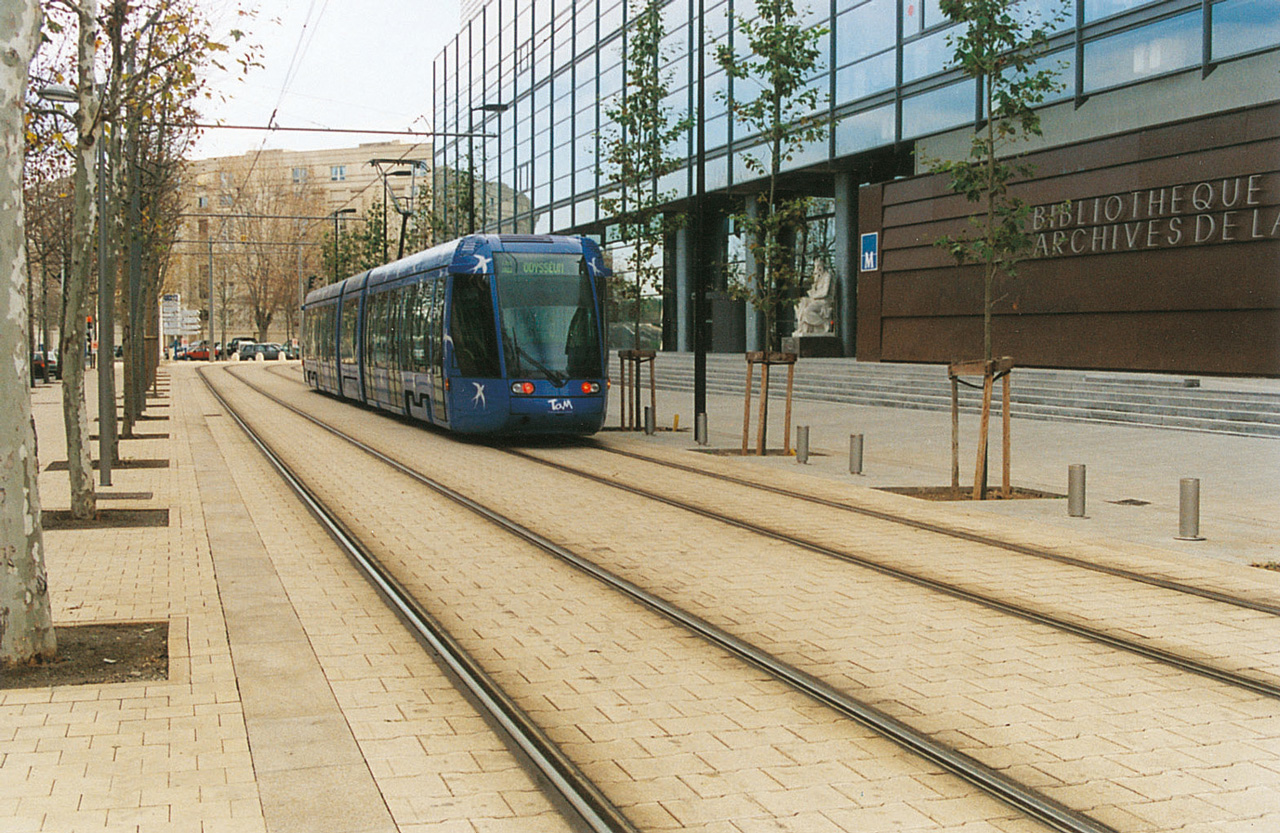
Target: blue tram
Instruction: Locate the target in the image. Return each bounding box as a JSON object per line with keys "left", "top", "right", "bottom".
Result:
{"left": 301, "top": 234, "right": 609, "bottom": 435}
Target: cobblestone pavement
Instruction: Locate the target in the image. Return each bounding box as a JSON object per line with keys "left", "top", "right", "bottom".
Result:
{"left": 239, "top": 362, "right": 1280, "bottom": 833}
{"left": 4, "top": 360, "right": 1278, "bottom": 832}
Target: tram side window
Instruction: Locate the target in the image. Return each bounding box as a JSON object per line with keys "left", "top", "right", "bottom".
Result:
{"left": 405, "top": 282, "right": 430, "bottom": 374}
{"left": 371, "top": 293, "right": 387, "bottom": 368}
{"left": 325, "top": 306, "right": 335, "bottom": 360}
{"left": 450, "top": 274, "right": 501, "bottom": 378}
{"left": 341, "top": 300, "right": 359, "bottom": 362}
{"left": 428, "top": 277, "right": 444, "bottom": 366}
{"left": 362, "top": 295, "right": 376, "bottom": 368}
{"left": 386, "top": 288, "right": 403, "bottom": 372}
{"left": 324, "top": 306, "right": 334, "bottom": 360}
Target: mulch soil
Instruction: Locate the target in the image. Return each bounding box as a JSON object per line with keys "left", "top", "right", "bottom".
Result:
{"left": 0, "top": 622, "right": 169, "bottom": 689}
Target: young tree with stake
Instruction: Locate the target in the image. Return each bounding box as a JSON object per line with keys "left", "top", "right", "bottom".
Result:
{"left": 929, "top": 0, "right": 1066, "bottom": 498}
{"left": 600, "top": 0, "right": 692, "bottom": 352}
{"left": 715, "top": 0, "right": 827, "bottom": 352}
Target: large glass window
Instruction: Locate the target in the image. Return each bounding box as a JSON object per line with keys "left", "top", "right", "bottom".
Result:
{"left": 1213, "top": 0, "right": 1280, "bottom": 60}
{"left": 902, "top": 80, "right": 974, "bottom": 138}
{"left": 1086, "top": 0, "right": 1160, "bottom": 23}
{"left": 836, "top": 0, "right": 896, "bottom": 65}
{"left": 1084, "top": 10, "right": 1202, "bottom": 91}
{"left": 836, "top": 51, "right": 896, "bottom": 103}
{"left": 902, "top": 26, "right": 953, "bottom": 83}
{"left": 903, "top": 0, "right": 947, "bottom": 33}
{"left": 494, "top": 252, "right": 602, "bottom": 381}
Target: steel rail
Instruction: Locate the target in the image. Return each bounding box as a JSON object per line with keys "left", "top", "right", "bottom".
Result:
{"left": 592, "top": 446, "right": 1280, "bottom": 617}
{"left": 227, "top": 365, "right": 1117, "bottom": 833}
{"left": 197, "top": 368, "right": 638, "bottom": 833}
{"left": 512, "top": 450, "right": 1280, "bottom": 702}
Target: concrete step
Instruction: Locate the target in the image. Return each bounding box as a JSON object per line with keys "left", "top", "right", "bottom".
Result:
{"left": 627, "top": 353, "right": 1280, "bottom": 438}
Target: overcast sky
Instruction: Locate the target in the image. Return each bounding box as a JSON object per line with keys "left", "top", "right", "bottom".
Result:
{"left": 192, "top": 0, "right": 460, "bottom": 160}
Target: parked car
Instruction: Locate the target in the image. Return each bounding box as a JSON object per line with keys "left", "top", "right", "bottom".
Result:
{"left": 31, "top": 351, "right": 47, "bottom": 378}
{"left": 240, "top": 342, "right": 283, "bottom": 361}
{"left": 45, "top": 350, "right": 60, "bottom": 379}
{"left": 186, "top": 341, "right": 213, "bottom": 361}
{"left": 226, "top": 336, "right": 255, "bottom": 358}
{"left": 283, "top": 342, "right": 300, "bottom": 360}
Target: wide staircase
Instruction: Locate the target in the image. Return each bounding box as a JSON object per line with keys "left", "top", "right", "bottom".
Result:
{"left": 631, "top": 353, "right": 1280, "bottom": 438}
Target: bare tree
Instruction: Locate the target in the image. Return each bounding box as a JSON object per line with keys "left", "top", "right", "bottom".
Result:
{"left": 214, "top": 160, "right": 323, "bottom": 341}
{"left": 48, "top": 0, "right": 103, "bottom": 521}
{"left": 2, "top": 0, "right": 57, "bottom": 667}
{"left": 23, "top": 168, "right": 73, "bottom": 361}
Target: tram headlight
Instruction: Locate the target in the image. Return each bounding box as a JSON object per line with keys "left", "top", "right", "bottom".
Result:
{"left": 581, "top": 381, "right": 600, "bottom": 394}
{"left": 511, "top": 381, "right": 536, "bottom": 395}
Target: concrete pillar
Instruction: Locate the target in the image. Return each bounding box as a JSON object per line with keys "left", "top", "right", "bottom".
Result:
{"left": 833, "top": 172, "right": 858, "bottom": 358}
{"left": 675, "top": 225, "right": 692, "bottom": 352}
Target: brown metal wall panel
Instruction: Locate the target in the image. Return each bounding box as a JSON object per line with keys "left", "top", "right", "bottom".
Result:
{"left": 882, "top": 310, "right": 1280, "bottom": 376}
{"left": 858, "top": 104, "right": 1280, "bottom": 376}
{"left": 882, "top": 244, "right": 1280, "bottom": 317}
{"left": 857, "top": 184, "right": 885, "bottom": 361}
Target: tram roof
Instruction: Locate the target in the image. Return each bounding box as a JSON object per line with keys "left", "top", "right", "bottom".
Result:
{"left": 304, "top": 234, "right": 602, "bottom": 306}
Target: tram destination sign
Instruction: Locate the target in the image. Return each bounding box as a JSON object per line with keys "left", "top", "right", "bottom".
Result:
{"left": 498, "top": 252, "right": 580, "bottom": 276}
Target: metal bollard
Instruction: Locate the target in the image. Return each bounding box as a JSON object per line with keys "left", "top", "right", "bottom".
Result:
{"left": 1067, "top": 464, "right": 1086, "bottom": 517}
{"left": 695, "top": 413, "right": 708, "bottom": 446}
{"left": 796, "top": 426, "right": 809, "bottom": 464}
{"left": 849, "top": 434, "right": 864, "bottom": 475}
{"left": 1176, "top": 477, "right": 1205, "bottom": 540}
{"left": 644, "top": 406, "right": 655, "bottom": 435}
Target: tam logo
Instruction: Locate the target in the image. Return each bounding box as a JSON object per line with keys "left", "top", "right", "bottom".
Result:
{"left": 548, "top": 398, "right": 574, "bottom": 412}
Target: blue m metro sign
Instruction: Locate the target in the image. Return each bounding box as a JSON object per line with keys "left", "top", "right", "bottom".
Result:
{"left": 860, "top": 232, "right": 879, "bottom": 272}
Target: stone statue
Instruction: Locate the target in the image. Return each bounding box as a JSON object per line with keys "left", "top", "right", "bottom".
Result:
{"left": 792, "top": 257, "right": 834, "bottom": 336}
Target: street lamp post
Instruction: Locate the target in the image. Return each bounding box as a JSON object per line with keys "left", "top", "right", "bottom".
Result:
{"left": 468, "top": 104, "right": 509, "bottom": 234}
{"left": 331, "top": 207, "right": 356, "bottom": 283}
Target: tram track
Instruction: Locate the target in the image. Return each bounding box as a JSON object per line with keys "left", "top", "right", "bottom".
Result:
{"left": 199, "top": 367, "right": 639, "bottom": 833}
{"left": 220, "top": 364, "right": 1117, "bottom": 833}
{"left": 264, "top": 361, "right": 1280, "bottom": 619}
{"left": 260, "top": 362, "right": 1280, "bottom": 700}
{"left": 586, "top": 446, "right": 1280, "bottom": 617}
{"left": 507, "top": 447, "right": 1280, "bottom": 702}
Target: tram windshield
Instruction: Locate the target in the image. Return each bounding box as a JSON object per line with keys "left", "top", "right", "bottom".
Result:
{"left": 494, "top": 252, "right": 603, "bottom": 384}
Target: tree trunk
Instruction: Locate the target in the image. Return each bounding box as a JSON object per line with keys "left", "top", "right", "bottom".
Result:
{"left": 62, "top": 0, "right": 102, "bottom": 521}
{"left": 1, "top": 0, "right": 57, "bottom": 667}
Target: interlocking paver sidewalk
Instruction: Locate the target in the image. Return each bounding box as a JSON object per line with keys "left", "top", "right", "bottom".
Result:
{"left": 8, "top": 358, "right": 1278, "bottom": 833}
{"left": 2, "top": 364, "right": 566, "bottom": 833}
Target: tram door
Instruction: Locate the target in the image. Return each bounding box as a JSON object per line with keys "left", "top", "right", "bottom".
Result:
{"left": 362, "top": 292, "right": 378, "bottom": 405}
{"left": 385, "top": 288, "right": 405, "bottom": 412}
{"left": 428, "top": 276, "right": 447, "bottom": 424}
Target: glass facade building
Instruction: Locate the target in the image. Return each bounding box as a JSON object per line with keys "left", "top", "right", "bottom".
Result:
{"left": 434, "top": 0, "right": 1277, "bottom": 233}
{"left": 434, "top": 0, "right": 1278, "bottom": 357}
